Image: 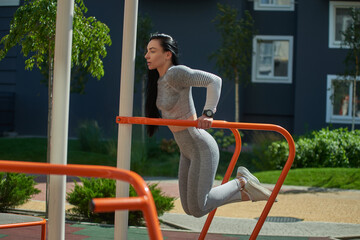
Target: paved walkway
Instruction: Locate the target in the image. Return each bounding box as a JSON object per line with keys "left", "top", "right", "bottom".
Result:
{"left": 0, "top": 223, "right": 337, "bottom": 239}
{"left": 1, "top": 177, "right": 359, "bottom": 239}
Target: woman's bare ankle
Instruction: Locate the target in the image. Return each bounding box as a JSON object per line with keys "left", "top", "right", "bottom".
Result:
{"left": 238, "top": 177, "right": 250, "bottom": 201}
{"left": 241, "top": 191, "right": 250, "bottom": 201}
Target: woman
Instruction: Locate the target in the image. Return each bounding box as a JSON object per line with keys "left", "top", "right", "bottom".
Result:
{"left": 145, "top": 33, "right": 273, "bottom": 218}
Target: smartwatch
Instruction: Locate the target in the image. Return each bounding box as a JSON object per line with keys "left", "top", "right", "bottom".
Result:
{"left": 203, "top": 109, "right": 214, "bottom": 118}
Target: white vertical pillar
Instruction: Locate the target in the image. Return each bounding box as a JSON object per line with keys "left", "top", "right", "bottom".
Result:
{"left": 48, "top": 0, "right": 74, "bottom": 239}
{"left": 115, "top": 0, "right": 138, "bottom": 239}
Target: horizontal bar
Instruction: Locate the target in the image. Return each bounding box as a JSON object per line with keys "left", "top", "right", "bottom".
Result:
{"left": 117, "top": 116, "right": 290, "bottom": 132}
{"left": 0, "top": 219, "right": 46, "bottom": 229}
{"left": 117, "top": 116, "right": 296, "bottom": 240}
{"left": 0, "top": 160, "right": 149, "bottom": 196}
{"left": 91, "top": 197, "right": 147, "bottom": 212}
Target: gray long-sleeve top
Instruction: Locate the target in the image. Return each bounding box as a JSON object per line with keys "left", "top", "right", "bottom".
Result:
{"left": 156, "top": 65, "right": 222, "bottom": 120}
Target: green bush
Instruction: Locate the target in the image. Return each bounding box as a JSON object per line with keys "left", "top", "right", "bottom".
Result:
{"left": 159, "top": 138, "right": 179, "bottom": 154}
{"left": 252, "top": 141, "right": 281, "bottom": 171}
{"left": 239, "top": 131, "right": 285, "bottom": 171}
{"left": 66, "top": 177, "right": 175, "bottom": 225}
{"left": 132, "top": 139, "right": 180, "bottom": 177}
{"left": 105, "top": 138, "right": 117, "bottom": 158}
{"left": 77, "top": 120, "right": 105, "bottom": 153}
{"left": 207, "top": 129, "right": 237, "bottom": 151}
{"left": 267, "top": 128, "right": 360, "bottom": 169}
{"left": 0, "top": 172, "right": 40, "bottom": 211}
{"left": 128, "top": 182, "right": 175, "bottom": 226}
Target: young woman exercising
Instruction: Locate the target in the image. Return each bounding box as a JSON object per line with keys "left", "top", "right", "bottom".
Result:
{"left": 145, "top": 33, "right": 273, "bottom": 218}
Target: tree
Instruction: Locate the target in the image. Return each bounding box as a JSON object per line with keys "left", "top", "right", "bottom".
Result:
{"left": 0, "top": 0, "right": 111, "bottom": 215}
{"left": 135, "top": 14, "right": 153, "bottom": 143}
{"left": 0, "top": 0, "right": 111, "bottom": 160}
{"left": 211, "top": 4, "right": 256, "bottom": 122}
{"left": 340, "top": 7, "right": 360, "bottom": 131}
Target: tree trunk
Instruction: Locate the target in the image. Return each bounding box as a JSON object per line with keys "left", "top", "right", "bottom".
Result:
{"left": 351, "top": 53, "right": 359, "bottom": 131}
{"left": 46, "top": 55, "right": 54, "bottom": 218}
{"left": 234, "top": 69, "right": 239, "bottom": 122}
{"left": 352, "top": 79, "right": 356, "bottom": 131}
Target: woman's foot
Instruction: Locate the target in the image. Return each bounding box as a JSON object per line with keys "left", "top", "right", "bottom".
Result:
{"left": 236, "top": 166, "right": 276, "bottom": 202}
{"left": 243, "top": 180, "right": 272, "bottom": 202}
{"left": 236, "top": 166, "right": 260, "bottom": 184}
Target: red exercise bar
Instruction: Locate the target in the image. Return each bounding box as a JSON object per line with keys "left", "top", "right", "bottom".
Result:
{"left": 0, "top": 160, "right": 162, "bottom": 240}
{"left": 116, "top": 116, "right": 296, "bottom": 240}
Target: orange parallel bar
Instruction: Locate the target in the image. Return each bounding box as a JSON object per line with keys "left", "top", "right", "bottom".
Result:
{"left": 0, "top": 218, "right": 46, "bottom": 229}
{"left": 0, "top": 160, "right": 162, "bottom": 240}
{"left": 0, "top": 218, "right": 46, "bottom": 240}
{"left": 91, "top": 196, "right": 148, "bottom": 212}
{"left": 116, "top": 116, "right": 296, "bottom": 240}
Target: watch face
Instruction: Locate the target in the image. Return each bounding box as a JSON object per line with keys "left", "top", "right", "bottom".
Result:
{"left": 204, "top": 110, "right": 213, "bottom": 117}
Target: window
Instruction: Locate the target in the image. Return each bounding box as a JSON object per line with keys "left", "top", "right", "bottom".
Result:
{"left": 254, "top": 0, "right": 294, "bottom": 11}
{"left": 252, "top": 35, "right": 293, "bottom": 83}
{"left": 329, "top": 1, "right": 360, "bottom": 48}
{"left": 326, "top": 75, "right": 360, "bottom": 124}
{"left": 0, "top": 0, "right": 20, "bottom": 6}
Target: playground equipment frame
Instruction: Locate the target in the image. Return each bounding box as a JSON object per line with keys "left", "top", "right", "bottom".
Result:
{"left": 0, "top": 214, "right": 46, "bottom": 240}
{"left": 0, "top": 160, "right": 162, "bottom": 240}
{"left": 0, "top": 116, "right": 295, "bottom": 240}
{"left": 116, "top": 116, "right": 296, "bottom": 240}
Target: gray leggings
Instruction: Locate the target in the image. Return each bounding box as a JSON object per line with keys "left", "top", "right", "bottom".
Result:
{"left": 173, "top": 127, "right": 242, "bottom": 218}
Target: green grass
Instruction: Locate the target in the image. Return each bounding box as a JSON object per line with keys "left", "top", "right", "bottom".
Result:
{"left": 0, "top": 138, "right": 47, "bottom": 162}
{"left": 0, "top": 137, "right": 116, "bottom": 166}
{"left": 0, "top": 138, "right": 359, "bottom": 190}
{"left": 254, "top": 168, "right": 360, "bottom": 190}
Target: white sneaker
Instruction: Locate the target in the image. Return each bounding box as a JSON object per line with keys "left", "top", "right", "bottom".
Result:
{"left": 243, "top": 180, "right": 272, "bottom": 202}
{"left": 236, "top": 166, "right": 260, "bottom": 184}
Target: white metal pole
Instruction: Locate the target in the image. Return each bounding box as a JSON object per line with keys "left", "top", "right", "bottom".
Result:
{"left": 48, "top": 0, "right": 74, "bottom": 239}
{"left": 115, "top": 0, "right": 138, "bottom": 239}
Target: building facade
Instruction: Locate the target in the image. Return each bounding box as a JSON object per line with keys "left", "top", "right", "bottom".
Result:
{"left": 244, "top": 0, "right": 360, "bottom": 133}
{"left": 0, "top": 0, "right": 359, "bottom": 138}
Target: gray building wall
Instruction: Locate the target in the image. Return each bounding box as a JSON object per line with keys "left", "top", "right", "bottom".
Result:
{"left": 243, "top": 2, "right": 297, "bottom": 133}
{"left": 1, "top": 0, "right": 241, "bottom": 138}
{"left": 294, "top": 0, "right": 353, "bottom": 133}
{"left": 0, "top": 7, "right": 17, "bottom": 133}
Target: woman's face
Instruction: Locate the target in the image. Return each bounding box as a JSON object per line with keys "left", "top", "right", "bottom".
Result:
{"left": 145, "top": 39, "right": 171, "bottom": 70}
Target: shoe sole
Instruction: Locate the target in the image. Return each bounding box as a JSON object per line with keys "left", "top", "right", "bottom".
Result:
{"left": 237, "top": 167, "right": 260, "bottom": 184}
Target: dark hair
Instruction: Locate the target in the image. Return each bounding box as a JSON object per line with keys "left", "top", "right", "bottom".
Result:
{"left": 145, "top": 33, "right": 179, "bottom": 137}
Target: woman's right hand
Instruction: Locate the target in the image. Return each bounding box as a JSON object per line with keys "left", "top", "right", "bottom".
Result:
{"left": 197, "top": 115, "right": 213, "bottom": 129}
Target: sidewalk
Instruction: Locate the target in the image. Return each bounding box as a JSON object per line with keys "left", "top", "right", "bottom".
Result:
{"left": 150, "top": 178, "right": 360, "bottom": 239}
{"left": 3, "top": 177, "right": 360, "bottom": 239}
{"left": 159, "top": 213, "right": 360, "bottom": 239}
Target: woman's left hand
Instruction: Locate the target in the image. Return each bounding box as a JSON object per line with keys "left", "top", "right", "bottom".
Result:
{"left": 197, "top": 115, "right": 213, "bottom": 129}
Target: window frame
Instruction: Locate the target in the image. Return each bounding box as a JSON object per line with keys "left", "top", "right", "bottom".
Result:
{"left": 326, "top": 74, "right": 360, "bottom": 124}
{"left": 0, "top": 0, "right": 20, "bottom": 6}
{"left": 328, "top": 1, "right": 360, "bottom": 49}
{"left": 254, "top": 0, "right": 294, "bottom": 11}
{"left": 251, "top": 35, "right": 294, "bottom": 84}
